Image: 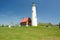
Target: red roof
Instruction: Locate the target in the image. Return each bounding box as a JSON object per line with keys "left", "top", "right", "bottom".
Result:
{"left": 20, "top": 18, "right": 29, "bottom": 23}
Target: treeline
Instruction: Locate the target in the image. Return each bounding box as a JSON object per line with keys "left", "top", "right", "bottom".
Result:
{"left": 0, "top": 25, "right": 9, "bottom": 27}
{"left": 0, "top": 24, "right": 20, "bottom": 27}
{"left": 38, "top": 22, "right": 60, "bottom": 28}
{"left": 38, "top": 23, "right": 53, "bottom": 26}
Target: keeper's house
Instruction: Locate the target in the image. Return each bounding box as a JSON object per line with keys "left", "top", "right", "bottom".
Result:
{"left": 20, "top": 17, "right": 32, "bottom": 26}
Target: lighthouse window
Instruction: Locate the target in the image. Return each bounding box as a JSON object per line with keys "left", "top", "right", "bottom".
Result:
{"left": 32, "top": 11, "right": 33, "bottom": 13}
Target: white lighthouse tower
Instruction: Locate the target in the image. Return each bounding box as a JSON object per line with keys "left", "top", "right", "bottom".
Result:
{"left": 32, "top": 2, "right": 37, "bottom": 26}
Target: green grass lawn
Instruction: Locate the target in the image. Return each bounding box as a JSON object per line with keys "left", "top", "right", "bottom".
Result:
{"left": 0, "top": 26, "right": 60, "bottom": 40}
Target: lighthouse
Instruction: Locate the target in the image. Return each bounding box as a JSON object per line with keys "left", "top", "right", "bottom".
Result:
{"left": 32, "top": 2, "right": 37, "bottom": 26}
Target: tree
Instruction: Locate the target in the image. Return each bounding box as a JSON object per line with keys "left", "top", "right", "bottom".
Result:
{"left": 48, "top": 23, "right": 52, "bottom": 26}
{"left": 59, "top": 22, "right": 60, "bottom": 28}
{"left": 2, "top": 24, "right": 4, "bottom": 27}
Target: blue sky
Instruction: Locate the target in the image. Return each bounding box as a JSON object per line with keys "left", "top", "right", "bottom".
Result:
{"left": 0, "top": 0, "right": 60, "bottom": 25}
